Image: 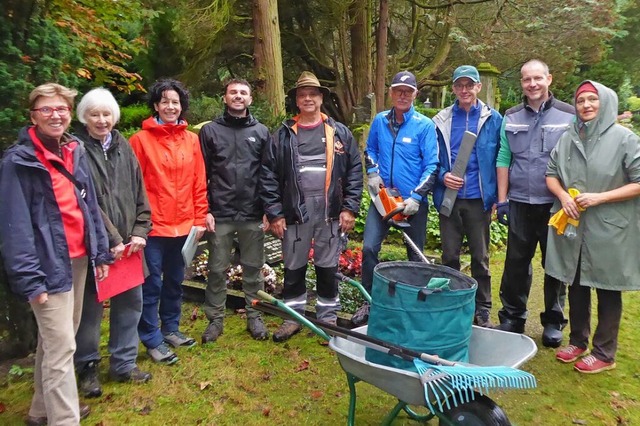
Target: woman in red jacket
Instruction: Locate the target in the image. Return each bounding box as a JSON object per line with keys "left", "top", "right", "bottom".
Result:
{"left": 130, "top": 79, "right": 207, "bottom": 364}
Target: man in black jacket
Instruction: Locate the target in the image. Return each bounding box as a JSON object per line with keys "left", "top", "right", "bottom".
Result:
{"left": 199, "top": 79, "right": 271, "bottom": 343}
{"left": 261, "top": 72, "right": 363, "bottom": 342}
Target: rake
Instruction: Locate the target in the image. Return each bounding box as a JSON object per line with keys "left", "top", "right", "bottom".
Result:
{"left": 255, "top": 290, "right": 536, "bottom": 413}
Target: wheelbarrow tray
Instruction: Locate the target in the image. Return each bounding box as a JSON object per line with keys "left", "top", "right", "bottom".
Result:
{"left": 329, "top": 325, "right": 537, "bottom": 407}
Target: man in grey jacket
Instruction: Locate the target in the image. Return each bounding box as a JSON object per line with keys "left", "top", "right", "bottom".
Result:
{"left": 494, "top": 59, "right": 575, "bottom": 348}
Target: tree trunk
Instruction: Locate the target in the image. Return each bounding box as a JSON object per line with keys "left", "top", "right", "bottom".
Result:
{"left": 253, "top": 0, "right": 285, "bottom": 117}
{"left": 374, "top": 0, "right": 389, "bottom": 113}
{"left": 350, "top": 0, "right": 372, "bottom": 105}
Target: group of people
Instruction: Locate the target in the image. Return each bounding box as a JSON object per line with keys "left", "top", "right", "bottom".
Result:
{"left": 0, "top": 57, "right": 639, "bottom": 424}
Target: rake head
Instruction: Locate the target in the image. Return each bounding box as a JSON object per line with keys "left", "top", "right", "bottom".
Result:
{"left": 414, "top": 358, "right": 537, "bottom": 414}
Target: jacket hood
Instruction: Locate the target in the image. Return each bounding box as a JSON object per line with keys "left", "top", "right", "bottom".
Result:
{"left": 141, "top": 116, "right": 189, "bottom": 136}
{"left": 574, "top": 80, "right": 617, "bottom": 137}
{"left": 74, "top": 125, "right": 126, "bottom": 149}
{"left": 215, "top": 108, "right": 259, "bottom": 128}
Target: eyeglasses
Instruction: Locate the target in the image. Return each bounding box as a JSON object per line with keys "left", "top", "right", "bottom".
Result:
{"left": 453, "top": 83, "right": 477, "bottom": 91}
{"left": 31, "top": 106, "right": 72, "bottom": 118}
{"left": 392, "top": 88, "right": 415, "bottom": 97}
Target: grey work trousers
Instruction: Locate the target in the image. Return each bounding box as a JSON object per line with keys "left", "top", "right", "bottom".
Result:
{"left": 439, "top": 198, "right": 492, "bottom": 312}
{"left": 205, "top": 220, "right": 265, "bottom": 322}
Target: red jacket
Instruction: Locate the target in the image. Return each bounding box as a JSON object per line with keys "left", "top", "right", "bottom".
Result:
{"left": 130, "top": 117, "right": 207, "bottom": 237}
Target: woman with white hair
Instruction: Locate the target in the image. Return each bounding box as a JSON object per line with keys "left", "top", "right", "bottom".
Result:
{"left": 74, "top": 88, "right": 153, "bottom": 397}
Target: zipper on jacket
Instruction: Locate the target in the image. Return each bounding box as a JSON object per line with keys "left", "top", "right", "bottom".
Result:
{"left": 287, "top": 125, "right": 305, "bottom": 222}
{"left": 386, "top": 118, "right": 399, "bottom": 188}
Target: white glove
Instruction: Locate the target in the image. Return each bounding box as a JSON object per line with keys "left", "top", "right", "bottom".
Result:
{"left": 403, "top": 198, "right": 420, "bottom": 216}
{"left": 367, "top": 172, "right": 383, "bottom": 196}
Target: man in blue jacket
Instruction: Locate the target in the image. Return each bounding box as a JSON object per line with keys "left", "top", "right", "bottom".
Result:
{"left": 432, "top": 65, "right": 502, "bottom": 328}
{"left": 353, "top": 71, "right": 439, "bottom": 325}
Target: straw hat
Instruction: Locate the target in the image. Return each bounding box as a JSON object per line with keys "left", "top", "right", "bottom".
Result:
{"left": 287, "top": 71, "right": 331, "bottom": 99}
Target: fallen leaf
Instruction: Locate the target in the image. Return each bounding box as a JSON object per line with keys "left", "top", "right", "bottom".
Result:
{"left": 262, "top": 373, "right": 272, "bottom": 381}
{"left": 295, "top": 360, "right": 310, "bottom": 372}
{"left": 200, "top": 381, "right": 212, "bottom": 390}
{"left": 190, "top": 306, "right": 199, "bottom": 321}
{"left": 572, "top": 420, "right": 587, "bottom": 425}
{"left": 310, "top": 390, "right": 323, "bottom": 400}
{"left": 0, "top": 402, "right": 5, "bottom": 413}
{"left": 262, "top": 407, "right": 271, "bottom": 416}
{"left": 140, "top": 405, "right": 152, "bottom": 416}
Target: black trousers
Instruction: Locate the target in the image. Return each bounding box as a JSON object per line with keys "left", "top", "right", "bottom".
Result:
{"left": 497, "top": 201, "right": 566, "bottom": 326}
{"left": 568, "top": 266, "right": 622, "bottom": 363}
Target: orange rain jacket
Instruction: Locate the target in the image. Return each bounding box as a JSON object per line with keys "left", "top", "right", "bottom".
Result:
{"left": 130, "top": 117, "right": 208, "bottom": 237}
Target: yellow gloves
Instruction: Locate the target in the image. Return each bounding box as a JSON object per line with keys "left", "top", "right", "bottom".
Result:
{"left": 549, "top": 188, "right": 585, "bottom": 235}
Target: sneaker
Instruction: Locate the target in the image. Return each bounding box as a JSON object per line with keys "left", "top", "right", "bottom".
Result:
{"left": 78, "top": 361, "right": 102, "bottom": 398}
{"left": 272, "top": 320, "right": 302, "bottom": 343}
{"left": 202, "top": 321, "right": 224, "bottom": 344}
{"left": 247, "top": 316, "right": 269, "bottom": 341}
{"left": 351, "top": 302, "right": 370, "bottom": 326}
{"left": 25, "top": 404, "right": 90, "bottom": 425}
{"left": 147, "top": 342, "right": 179, "bottom": 364}
{"left": 163, "top": 331, "right": 197, "bottom": 348}
{"left": 556, "top": 345, "right": 590, "bottom": 363}
{"left": 574, "top": 355, "right": 616, "bottom": 374}
{"left": 110, "top": 367, "right": 152, "bottom": 383}
{"left": 473, "top": 309, "right": 493, "bottom": 328}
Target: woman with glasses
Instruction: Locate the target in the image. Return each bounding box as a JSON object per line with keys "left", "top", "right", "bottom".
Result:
{"left": 129, "top": 79, "right": 207, "bottom": 365}
{"left": 0, "top": 83, "right": 111, "bottom": 424}
{"left": 547, "top": 81, "right": 640, "bottom": 373}
{"left": 73, "top": 88, "right": 153, "bottom": 398}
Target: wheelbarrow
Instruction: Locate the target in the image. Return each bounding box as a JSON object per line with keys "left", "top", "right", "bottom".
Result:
{"left": 255, "top": 288, "right": 537, "bottom": 426}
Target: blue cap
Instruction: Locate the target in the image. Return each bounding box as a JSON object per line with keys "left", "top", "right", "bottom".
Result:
{"left": 452, "top": 65, "right": 480, "bottom": 83}
{"left": 390, "top": 71, "right": 417, "bottom": 90}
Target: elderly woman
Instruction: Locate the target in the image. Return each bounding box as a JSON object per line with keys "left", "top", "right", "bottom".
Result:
{"left": 547, "top": 81, "right": 640, "bottom": 373}
{"left": 130, "top": 79, "right": 207, "bottom": 364}
{"left": 73, "top": 88, "right": 153, "bottom": 397}
{"left": 0, "top": 83, "right": 110, "bottom": 424}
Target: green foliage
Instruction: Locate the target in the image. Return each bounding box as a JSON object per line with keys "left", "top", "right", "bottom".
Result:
{"left": 248, "top": 98, "right": 289, "bottom": 132}
{"left": 353, "top": 189, "right": 371, "bottom": 236}
{"left": 118, "top": 103, "right": 149, "bottom": 132}
{"left": 412, "top": 104, "right": 440, "bottom": 119}
{"left": 187, "top": 95, "right": 223, "bottom": 126}
{"left": 628, "top": 96, "right": 640, "bottom": 111}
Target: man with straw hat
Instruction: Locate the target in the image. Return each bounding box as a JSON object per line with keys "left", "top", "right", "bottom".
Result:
{"left": 261, "top": 71, "right": 363, "bottom": 342}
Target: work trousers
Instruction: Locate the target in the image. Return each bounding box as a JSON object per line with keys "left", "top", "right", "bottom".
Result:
{"left": 439, "top": 199, "right": 492, "bottom": 312}
{"left": 205, "top": 220, "right": 265, "bottom": 322}
{"left": 281, "top": 195, "right": 341, "bottom": 323}
{"left": 498, "top": 201, "right": 566, "bottom": 326}
{"left": 29, "top": 256, "right": 88, "bottom": 425}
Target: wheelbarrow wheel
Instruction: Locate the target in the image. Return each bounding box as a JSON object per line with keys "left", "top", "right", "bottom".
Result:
{"left": 438, "top": 392, "right": 510, "bottom": 426}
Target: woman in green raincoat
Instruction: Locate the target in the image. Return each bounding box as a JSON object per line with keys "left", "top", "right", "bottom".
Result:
{"left": 545, "top": 81, "right": 640, "bottom": 374}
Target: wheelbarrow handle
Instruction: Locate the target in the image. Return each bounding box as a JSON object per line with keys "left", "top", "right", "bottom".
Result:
{"left": 254, "top": 290, "right": 331, "bottom": 341}
{"left": 335, "top": 273, "right": 372, "bottom": 303}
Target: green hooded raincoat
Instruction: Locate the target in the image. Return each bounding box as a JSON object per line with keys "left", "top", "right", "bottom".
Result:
{"left": 545, "top": 81, "right": 640, "bottom": 291}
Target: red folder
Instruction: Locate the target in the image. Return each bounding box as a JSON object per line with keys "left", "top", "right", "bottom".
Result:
{"left": 96, "top": 246, "right": 145, "bottom": 302}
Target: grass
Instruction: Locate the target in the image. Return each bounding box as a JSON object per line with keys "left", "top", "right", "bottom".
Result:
{"left": 1, "top": 248, "right": 640, "bottom": 425}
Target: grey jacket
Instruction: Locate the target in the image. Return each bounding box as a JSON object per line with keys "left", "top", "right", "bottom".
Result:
{"left": 545, "top": 81, "right": 640, "bottom": 291}
{"left": 500, "top": 95, "right": 574, "bottom": 204}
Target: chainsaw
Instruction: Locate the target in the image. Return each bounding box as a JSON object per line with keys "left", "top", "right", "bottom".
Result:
{"left": 369, "top": 184, "right": 431, "bottom": 263}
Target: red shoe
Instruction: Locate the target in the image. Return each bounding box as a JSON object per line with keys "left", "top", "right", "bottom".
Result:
{"left": 574, "top": 355, "right": 616, "bottom": 374}
{"left": 556, "top": 345, "right": 589, "bottom": 363}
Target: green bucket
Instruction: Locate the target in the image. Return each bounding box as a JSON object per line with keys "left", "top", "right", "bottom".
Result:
{"left": 365, "top": 261, "right": 477, "bottom": 371}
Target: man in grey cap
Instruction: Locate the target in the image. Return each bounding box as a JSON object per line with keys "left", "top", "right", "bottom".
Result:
{"left": 432, "top": 65, "right": 502, "bottom": 328}
{"left": 353, "top": 70, "right": 438, "bottom": 326}
{"left": 261, "top": 71, "right": 363, "bottom": 342}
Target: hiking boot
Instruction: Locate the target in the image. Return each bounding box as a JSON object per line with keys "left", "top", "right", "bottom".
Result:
{"left": 25, "top": 404, "right": 90, "bottom": 425}
{"left": 202, "top": 321, "right": 224, "bottom": 344}
{"left": 147, "top": 342, "right": 179, "bottom": 364}
{"left": 163, "top": 331, "right": 197, "bottom": 348}
{"left": 78, "top": 361, "right": 102, "bottom": 398}
{"left": 247, "top": 316, "right": 269, "bottom": 341}
{"left": 272, "top": 320, "right": 302, "bottom": 343}
{"left": 110, "top": 367, "right": 152, "bottom": 383}
{"left": 473, "top": 309, "right": 493, "bottom": 328}
{"left": 351, "top": 302, "right": 370, "bottom": 326}
{"left": 542, "top": 324, "right": 564, "bottom": 348}
{"left": 574, "top": 355, "right": 616, "bottom": 374}
{"left": 493, "top": 320, "right": 525, "bottom": 334}
{"left": 556, "top": 345, "right": 590, "bottom": 363}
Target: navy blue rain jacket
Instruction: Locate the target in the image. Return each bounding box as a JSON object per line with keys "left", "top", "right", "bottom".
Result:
{"left": 0, "top": 126, "right": 111, "bottom": 301}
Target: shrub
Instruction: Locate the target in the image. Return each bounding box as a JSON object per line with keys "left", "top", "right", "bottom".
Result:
{"left": 119, "top": 103, "right": 149, "bottom": 131}
{"left": 188, "top": 94, "right": 223, "bottom": 126}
